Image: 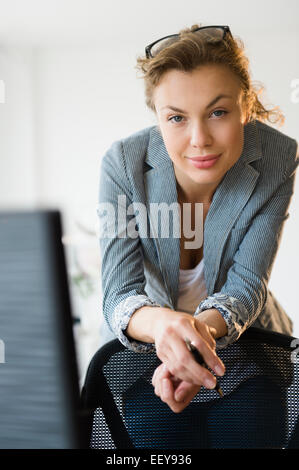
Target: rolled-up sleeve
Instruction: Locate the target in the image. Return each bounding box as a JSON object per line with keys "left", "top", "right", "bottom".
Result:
{"left": 195, "top": 139, "right": 299, "bottom": 349}
{"left": 98, "top": 140, "right": 161, "bottom": 352}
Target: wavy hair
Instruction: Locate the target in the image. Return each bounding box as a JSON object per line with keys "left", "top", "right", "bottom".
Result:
{"left": 136, "top": 24, "right": 284, "bottom": 126}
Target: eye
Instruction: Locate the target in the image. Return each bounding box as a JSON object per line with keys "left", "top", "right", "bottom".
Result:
{"left": 211, "top": 109, "right": 227, "bottom": 118}
{"left": 168, "top": 115, "right": 184, "bottom": 124}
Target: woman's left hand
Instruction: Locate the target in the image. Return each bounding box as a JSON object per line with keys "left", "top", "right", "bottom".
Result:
{"left": 152, "top": 362, "right": 201, "bottom": 413}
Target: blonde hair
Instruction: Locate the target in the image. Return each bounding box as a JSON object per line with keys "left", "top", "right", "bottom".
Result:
{"left": 136, "top": 24, "right": 284, "bottom": 126}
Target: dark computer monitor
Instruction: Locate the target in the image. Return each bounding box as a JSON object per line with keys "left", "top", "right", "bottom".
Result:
{"left": 0, "top": 210, "right": 85, "bottom": 449}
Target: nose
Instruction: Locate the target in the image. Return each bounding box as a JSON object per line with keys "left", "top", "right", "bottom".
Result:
{"left": 190, "top": 121, "right": 213, "bottom": 148}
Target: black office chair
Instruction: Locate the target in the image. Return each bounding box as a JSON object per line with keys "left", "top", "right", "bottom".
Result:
{"left": 80, "top": 327, "right": 299, "bottom": 449}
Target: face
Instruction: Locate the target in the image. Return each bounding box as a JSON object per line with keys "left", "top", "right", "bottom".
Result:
{"left": 153, "top": 64, "right": 248, "bottom": 202}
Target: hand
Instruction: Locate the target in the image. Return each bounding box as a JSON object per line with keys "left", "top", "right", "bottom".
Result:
{"left": 152, "top": 308, "right": 225, "bottom": 388}
{"left": 152, "top": 363, "right": 201, "bottom": 413}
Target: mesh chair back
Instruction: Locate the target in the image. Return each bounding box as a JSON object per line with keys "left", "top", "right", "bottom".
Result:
{"left": 81, "top": 327, "right": 299, "bottom": 449}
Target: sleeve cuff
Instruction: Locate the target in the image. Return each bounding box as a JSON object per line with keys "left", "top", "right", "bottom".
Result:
{"left": 194, "top": 293, "right": 249, "bottom": 349}
{"left": 111, "top": 295, "right": 162, "bottom": 353}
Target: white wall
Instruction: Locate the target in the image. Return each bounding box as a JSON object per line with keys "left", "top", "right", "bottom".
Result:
{"left": 0, "top": 47, "right": 37, "bottom": 207}
{"left": 0, "top": 0, "right": 298, "bottom": 380}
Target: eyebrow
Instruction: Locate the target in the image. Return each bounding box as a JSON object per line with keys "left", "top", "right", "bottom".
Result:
{"left": 161, "top": 94, "right": 233, "bottom": 113}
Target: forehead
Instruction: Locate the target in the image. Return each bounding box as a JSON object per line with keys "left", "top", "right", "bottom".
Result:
{"left": 153, "top": 64, "right": 242, "bottom": 107}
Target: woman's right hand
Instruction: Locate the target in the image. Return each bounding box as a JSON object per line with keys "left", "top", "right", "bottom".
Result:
{"left": 152, "top": 363, "right": 201, "bottom": 413}
{"left": 152, "top": 308, "right": 225, "bottom": 389}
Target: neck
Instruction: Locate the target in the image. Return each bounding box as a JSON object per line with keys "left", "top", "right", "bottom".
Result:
{"left": 175, "top": 168, "right": 219, "bottom": 204}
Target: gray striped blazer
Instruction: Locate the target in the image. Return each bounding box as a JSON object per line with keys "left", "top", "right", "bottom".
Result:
{"left": 98, "top": 120, "right": 298, "bottom": 352}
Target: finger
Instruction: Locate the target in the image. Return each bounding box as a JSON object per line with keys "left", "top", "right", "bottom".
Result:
{"left": 160, "top": 379, "right": 190, "bottom": 413}
{"left": 193, "top": 320, "right": 216, "bottom": 350}
{"left": 155, "top": 343, "right": 176, "bottom": 371}
{"left": 209, "top": 326, "right": 218, "bottom": 339}
{"left": 169, "top": 401, "right": 192, "bottom": 413}
{"left": 167, "top": 337, "right": 218, "bottom": 387}
{"left": 161, "top": 378, "right": 174, "bottom": 403}
{"left": 152, "top": 368, "right": 158, "bottom": 387}
{"left": 174, "top": 381, "right": 201, "bottom": 402}
{"left": 189, "top": 323, "right": 226, "bottom": 376}
{"left": 190, "top": 335, "right": 225, "bottom": 377}
{"left": 166, "top": 384, "right": 200, "bottom": 414}
{"left": 169, "top": 394, "right": 198, "bottom": 413}
{"left": 152, "top": 363, "right": 166, "bottom": 386}
{"left": 154, "top": 363, "right": 172, "bottom": 396}
{"left": 156, "top": 322, "right": 222, "bottom": 386}
{"left": 153, "top": 367, "right": 161, "bottom": 394}
{"left": 157, "top": 375, "right": 200, "bottom": 414}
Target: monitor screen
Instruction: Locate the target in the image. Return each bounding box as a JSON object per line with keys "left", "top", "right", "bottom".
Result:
{"left": 0, "top": 210, "right": 82, "bottom": 449}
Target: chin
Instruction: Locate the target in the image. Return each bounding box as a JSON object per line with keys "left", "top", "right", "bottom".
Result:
{"left": 188, "top": 170, "right": 219, "bottom": 182}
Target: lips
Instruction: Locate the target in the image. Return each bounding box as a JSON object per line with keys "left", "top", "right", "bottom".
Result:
{"left": 186, "top": 153, "right": 221, "bottom": 169}
{"left": 187, "top": 154, "right": 221, "bottom": 162}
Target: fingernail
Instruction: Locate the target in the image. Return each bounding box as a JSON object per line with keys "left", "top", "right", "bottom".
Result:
{"left": 215, "top": 365, "right": 225, "bottom": 376}
{"left": 205, "top": 378, "right": 216, "bottom": 389}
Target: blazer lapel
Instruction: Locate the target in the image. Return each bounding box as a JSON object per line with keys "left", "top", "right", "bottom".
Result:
{"left": 144, "top": 126, "right": 180, "bottom": 308}
{"left": 144, "top": 121, "right": 263, "bottom": 308}
{"left": 203, "top": 121, "right": 263, "bottom": 294}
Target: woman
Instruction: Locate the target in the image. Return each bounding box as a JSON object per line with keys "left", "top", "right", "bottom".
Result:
{"left": 98, "top": 24, "right": 298, "bottom": 417}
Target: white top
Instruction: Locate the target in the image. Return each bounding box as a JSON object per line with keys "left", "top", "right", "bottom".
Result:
{"left": 177, "top": 258, "right": 208, "bottom": 314}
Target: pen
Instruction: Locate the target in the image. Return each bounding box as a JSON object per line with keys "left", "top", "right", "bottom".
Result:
{"left": 185, "top": 338, "right": 224, "bottom": 398}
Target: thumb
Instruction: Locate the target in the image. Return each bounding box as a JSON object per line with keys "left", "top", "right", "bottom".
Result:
{"left": 174, "top": 381, "right": 198, "bottom": 402}
{"left": 209, "top": 326, "right": 217, "bottom": 339}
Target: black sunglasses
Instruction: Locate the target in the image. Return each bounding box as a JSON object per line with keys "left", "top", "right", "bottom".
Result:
{"left": 145, "top": 25, "right": 232, "bottom": 59}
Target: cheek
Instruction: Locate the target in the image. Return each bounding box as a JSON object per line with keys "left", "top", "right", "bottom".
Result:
{"left": 163, "top": 131, "right": 186, "bottom": 157}
{"left": 220, "top": 123, "right": 244, "bottom": 151}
